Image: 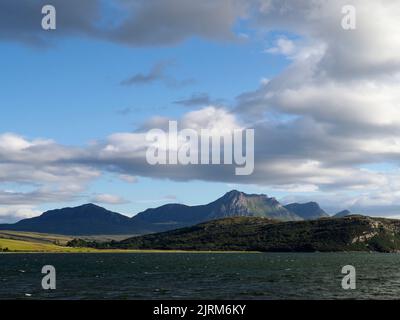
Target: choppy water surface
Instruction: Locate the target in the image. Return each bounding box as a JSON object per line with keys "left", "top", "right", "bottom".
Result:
{"left": 1, "top": 252, "right": 399, "bottom": 299}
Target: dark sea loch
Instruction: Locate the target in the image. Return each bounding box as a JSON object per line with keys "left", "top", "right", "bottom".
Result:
{"left": 0, "top": 252, "right": 399, "bottom": 300}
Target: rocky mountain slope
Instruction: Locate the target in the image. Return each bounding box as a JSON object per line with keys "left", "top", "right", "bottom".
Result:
{"left": 131, "top": 190, "right": 303, "bottom": 233}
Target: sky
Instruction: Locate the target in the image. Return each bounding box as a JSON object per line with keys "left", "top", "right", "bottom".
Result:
{"left": 1, "top": 0, "right": 400, "bottom": 222}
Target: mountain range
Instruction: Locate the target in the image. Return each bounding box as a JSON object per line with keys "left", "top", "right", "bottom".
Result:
{"left": 0, "top": 190, "right": 354, "bottom": 235}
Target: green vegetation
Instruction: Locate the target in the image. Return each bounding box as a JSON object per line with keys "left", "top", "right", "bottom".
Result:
{"left": 67, "top": 238, "right": 119, "bottom": 249}
{"left": 70, "top": 215, "right": 400, "bottom": 253}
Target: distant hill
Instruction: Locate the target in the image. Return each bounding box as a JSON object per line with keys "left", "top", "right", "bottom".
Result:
{"left": 333, "top": 210, "right": 352, "bottom": 218}
{"left": 0, "top": 204, "right": 134, "bottom": 235}
{"left": 284, "top": 202, "right": 329, "bottom": 220}
{"left": 96, "top": 215, "right": 400, "bottom": 253}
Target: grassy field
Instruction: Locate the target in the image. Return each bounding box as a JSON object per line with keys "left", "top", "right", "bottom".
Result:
{"left": 0, "top": 238, "right": 244, "bottom": 253}
{"left": 0, "top": 230, "right": 140, "bottom": 252}
{"left": 0, "top": 230, "right": 117, "bottom": 252}
{"left": 0, "top": 237, "right": 102, "bottom": 252}
{"left": 0, "top": 230, "right": 73, "bottom": 245}
{"left": 0, "top": 230, "right": 133, "bottom": 244}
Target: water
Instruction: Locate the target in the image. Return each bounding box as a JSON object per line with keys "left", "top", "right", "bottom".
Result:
{"left": 1, "top": 252, "right": 400, "bottom": 300}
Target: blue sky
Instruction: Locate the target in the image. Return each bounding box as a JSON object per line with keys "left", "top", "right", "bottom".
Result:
{"left": 0, "top": 14, "right": 291, "bottom": 218}
{"left": 0, "top": 38, "right": 286, "bottom": 143}
{"left": 1, "top": 0, "right": 400, "bottom": 221}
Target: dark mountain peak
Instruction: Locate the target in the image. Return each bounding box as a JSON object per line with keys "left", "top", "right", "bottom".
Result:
{"left": 41, "top": 203, "right": 112, "bottom": 218}
{"left": 284, "top": 202, "right": 329, "bottom": 220}
{"left": 79, "top": 203, "right": 103, "bottom": 209}
{"left": 6, "top": 203, "right": 132, "bottom": 235}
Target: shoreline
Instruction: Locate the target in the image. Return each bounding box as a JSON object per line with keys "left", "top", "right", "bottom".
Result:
{"left": 0, "top": 249, "right": 391, "bottom": 254}
{"left": 0, "top": 249, "right": 261, "bottom": 254}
